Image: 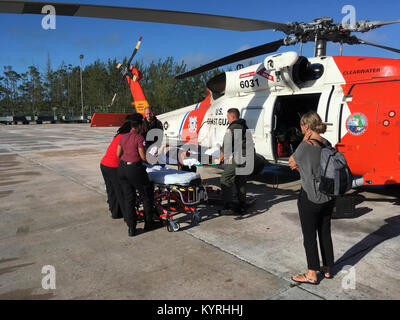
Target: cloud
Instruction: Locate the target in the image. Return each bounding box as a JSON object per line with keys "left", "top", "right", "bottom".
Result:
{"left": 235, "top": 44, "right": 251, "bottom": 53}
{"left": 180, "top": 52, "right": 217, "bottom": 69}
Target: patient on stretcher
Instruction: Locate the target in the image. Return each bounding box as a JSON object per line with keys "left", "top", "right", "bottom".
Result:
{"left": 145, "top": 164, "right": 200, "bottom": 186}
{"left": 147, "top": 143, "right": 209, "bottom": 170}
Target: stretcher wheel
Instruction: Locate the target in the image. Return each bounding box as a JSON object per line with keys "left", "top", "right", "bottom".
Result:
{"left": 191, "top": 213, "right": 201, "bottom": 226}
{"left": 167, "top": 220, "right": 180, "bottom": 232}
{"left": 166, "top": 222, "right": 173, "bottom": 232}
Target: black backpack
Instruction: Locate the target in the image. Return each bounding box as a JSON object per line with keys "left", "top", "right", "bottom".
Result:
{"left": 312, "top": 139, "right": 353, "bottom": 196}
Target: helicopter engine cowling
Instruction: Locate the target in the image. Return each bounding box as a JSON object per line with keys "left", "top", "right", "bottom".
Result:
{"left": 292, "top": 56, "right": 325, "bottom": 85}
{"left": 263, "top": 51, "right": 299, "bottom": 70}
{"left": 207, "top": 51, "right": 303, "bottom": 98}
{"left": 263, "top": 51, "right": 300, "bottom": 91}
{"left": 206, "top": 51, "right": 328, "bottom": 98}
{"left": 224, "top": 63, "right": 274, "bottom": 96}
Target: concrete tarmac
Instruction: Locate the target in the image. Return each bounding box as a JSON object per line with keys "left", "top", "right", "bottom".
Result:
{"left": 0, "top": 123, "right": 399, "bottom": 300}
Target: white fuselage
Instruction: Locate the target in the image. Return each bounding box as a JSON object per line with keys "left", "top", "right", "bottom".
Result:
{"left": 158, "top": 52, "right": 349, "bottom": 164}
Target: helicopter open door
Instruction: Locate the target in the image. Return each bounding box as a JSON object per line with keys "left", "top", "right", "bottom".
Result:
{"left": 271, "top": 93, "right": 321, "bottom": 164}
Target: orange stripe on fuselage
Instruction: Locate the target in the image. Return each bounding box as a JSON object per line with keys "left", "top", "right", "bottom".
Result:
{"left": 180, "top": 90, "right": 211, "bottom": 144}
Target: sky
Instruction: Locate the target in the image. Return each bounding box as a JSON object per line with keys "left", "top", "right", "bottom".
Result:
{"left": 1, "top": 0, "right": 400, "bottom": 75}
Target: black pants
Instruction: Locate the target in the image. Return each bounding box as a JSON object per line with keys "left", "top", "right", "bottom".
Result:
{"left": 297, "top": 189, "right": 335, "bottom": 271}
{"left": 117, "top": 161, "right": 154, "bottom": 228}
{"left": 100, "top": 163, "right": 124, "bottom": 219}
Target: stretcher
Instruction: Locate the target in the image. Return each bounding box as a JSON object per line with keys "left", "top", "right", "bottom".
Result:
{"left": 136, "top": 165, "right": 208, "bottom": 232}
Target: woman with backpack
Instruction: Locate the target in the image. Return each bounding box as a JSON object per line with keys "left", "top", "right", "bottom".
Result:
{"left": 288, "top": 111, "right": 335, "bottom": 285}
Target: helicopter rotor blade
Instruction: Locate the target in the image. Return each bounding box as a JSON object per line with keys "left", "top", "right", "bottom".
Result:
{"left": 114, "top": 35, "right": 142, "bottom": 106}
{"left": 341, "top": 19, "right": 400, "bottom": 32}
{"left": 365, "top": 19, "right": 400, "bottom": 28}
{"left": 109, "top": 93, "right": 117, "bottom": 107}
{"left": 355, "top": 38, "right": 400, "bottom": 54}
{"left": 0, "top": 0, "right": 289, "bottom": 32}
{"left": 126, "top": 36, "right": 143, "bottom": 67}
{"left": 175, "top": 39, "right": 285, "bottom": 79}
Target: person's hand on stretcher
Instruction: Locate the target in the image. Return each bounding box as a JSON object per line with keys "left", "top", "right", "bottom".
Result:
{"left": 215, "top": 151, "right": 234, "bottom": 165}
{"left": 216, "top": 152, "right": 224, "bottom": 165}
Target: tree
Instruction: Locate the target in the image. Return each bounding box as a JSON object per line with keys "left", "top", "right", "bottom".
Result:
{"left": 18, "top": 66, "right": 45, "bottom": 116}
{"left": 0, "top": 56, "right": 227, "bottom": 117}
{"left": 3, "top": 66, "right": 21, "bottom": 115}
{"left": 0, "top": 76, "right": 10, "bottom": 115}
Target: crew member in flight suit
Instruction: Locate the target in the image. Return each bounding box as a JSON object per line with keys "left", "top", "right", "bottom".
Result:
{"left": 218, "top": 108, "right": 254, "bottom": 215}
{"left": 117, "top": 118, "right": 155, "bottom": 237}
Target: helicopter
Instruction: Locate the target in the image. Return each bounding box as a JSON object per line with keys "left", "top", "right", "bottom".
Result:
{"left": 2, "top": 1, "right": 400, "bottom": 186}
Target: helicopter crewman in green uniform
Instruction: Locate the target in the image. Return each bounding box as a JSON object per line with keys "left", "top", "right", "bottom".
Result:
{"left": 217, "top": 108, "right": 255, "bottom": 215}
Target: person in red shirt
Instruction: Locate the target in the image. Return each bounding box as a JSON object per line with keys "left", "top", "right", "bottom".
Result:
{"left": 117, "top": 118, "right": 155, "bottom": 237}
{"left": 100, "top": 121, "right": 131, "bottom": 219}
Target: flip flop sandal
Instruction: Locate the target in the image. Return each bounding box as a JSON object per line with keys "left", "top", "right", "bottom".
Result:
{"left": 291, "top": 274, "right": 319, "bottom": 285}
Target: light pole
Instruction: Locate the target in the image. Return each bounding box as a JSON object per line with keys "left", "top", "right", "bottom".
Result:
{"left": 79, "top": 54, "right": 84, "bottom": 121}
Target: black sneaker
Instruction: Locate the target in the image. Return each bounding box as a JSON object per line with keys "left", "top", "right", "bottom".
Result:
{"left": 234, "top": 206, "right": 246, "bottom": 215}
{"left": 232, "top": 201, "right": 247, "bottom": 215}
{"left": 128, "top": 227, "right": 137, "bottom": 237}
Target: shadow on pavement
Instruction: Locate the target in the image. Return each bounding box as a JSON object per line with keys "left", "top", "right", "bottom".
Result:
{"left": 332, "top": 215, "right": 400, "bottom": 276}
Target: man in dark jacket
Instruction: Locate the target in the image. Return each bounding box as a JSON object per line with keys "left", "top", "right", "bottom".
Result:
{"left": 218, "top": 108, "right": 254, "bottom": 215}
{"left": 142, "top": 107, "right": 164, "bottom": 149}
